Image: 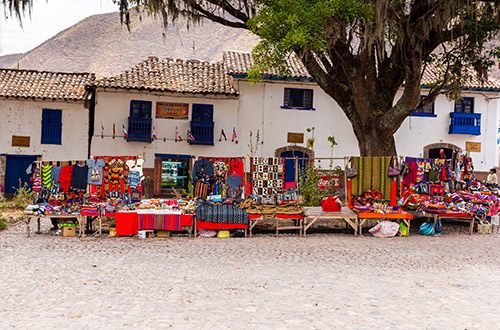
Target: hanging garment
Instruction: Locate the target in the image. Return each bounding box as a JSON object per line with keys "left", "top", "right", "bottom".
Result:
{"left": 58, "top": 165, "right": 74, "bottom": 193}
{"left": 415, "top": 162, "right": 425, "bottom": 183}
{"left": 226, "top": 174, "right": 243, "bottom": 198}
{"left": 50, "top": 166, "right": 63, "bottom": 187}
{"left": 42, "top": 164, "right": 53, "bottom": 188}
{"left": 70, "top": 163, "right": 89, "bottom": 191}
{"left": 192, "top": 158, "right": 214, "bottom": 184}
{"left": 403, "top": 161, "right": 418, "bottom": 186}
{"left": 229, "top": 158, "right": 245, "bottom": 178}
{"left": 126, "top": 158, "right": 144, "bottom": 178}
{"left": 86, "top": 158, "right": 106, "bottom": 185}
{"left": 128, "top": 171, "right": 141, "bottom": 189}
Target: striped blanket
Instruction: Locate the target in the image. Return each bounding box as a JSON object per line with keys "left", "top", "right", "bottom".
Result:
{"left": 195, "top": 200, "right": 249, "bottom": 224}
{"left": 350, "top": 157, "right": 392, "bottom": 200}
{"left": 138, "top": 213, "right": 194, "bottom": 231}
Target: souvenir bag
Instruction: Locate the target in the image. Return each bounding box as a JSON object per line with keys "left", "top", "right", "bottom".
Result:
{"left": 387, "top": 157, "right": 400, "bottom": 177}
{"left": 435, "top": 218, "right": 443, "bottom": 235}
{"left": 276, "top": 188, "right": 298, "bottom": 204}
{"left": 320, "top": 196, "right": 342, "bottom": 212}
{"left": 194, "top": 181, "right": 210, "bottom": 199}
{"left": 131, "top": 188, "right": 142, "bottom": 202}
{"left": 345, "top": 165, "right": 358, "bottom": 178}
{"left": 399, "top": 161, "right": 409, "bottom": 178}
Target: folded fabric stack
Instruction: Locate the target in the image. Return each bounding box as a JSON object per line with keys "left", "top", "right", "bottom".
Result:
{"left": 81, "top": 204, "right": 99, "bottom": 216}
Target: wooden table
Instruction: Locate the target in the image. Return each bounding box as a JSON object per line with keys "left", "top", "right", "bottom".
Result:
{"left": 356, "top": 211, "right": 413, "bottom": 236}
{"left": 249, "top": 214, "right": 303, "bottom": 237}
{"left": 25, "top": 213, "right": 85, "bottom": 237}
{"left": 303, "top": 207, "right": 358, "bottom": 236}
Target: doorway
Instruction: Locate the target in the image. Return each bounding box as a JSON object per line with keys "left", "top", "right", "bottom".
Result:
{"left": 280, "top": 150, "right": 309, "bottom": 184}
{"left": 4, "top": 155, "right": 40, "bottom": 194}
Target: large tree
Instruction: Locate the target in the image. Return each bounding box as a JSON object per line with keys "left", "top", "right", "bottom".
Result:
{"left": 5, "top": 0, "right": 500, "bottom": 155}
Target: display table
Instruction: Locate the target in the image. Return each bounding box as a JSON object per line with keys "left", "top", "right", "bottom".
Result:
{"left": 25, "top": 213, "right": 85, "bottom": 237}
{"left": 355, "top": 210, "right": 413, "bottom": 236}
{"left": 248, "top": 214, "right": 303, "bottom": 237}
{"left": 304, "top": 207, "right": 359, "bottom": 236}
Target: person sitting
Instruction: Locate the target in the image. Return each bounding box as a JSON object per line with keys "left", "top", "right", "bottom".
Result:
{"left": 487, "top": 168, "right": 498, "bottom": 185}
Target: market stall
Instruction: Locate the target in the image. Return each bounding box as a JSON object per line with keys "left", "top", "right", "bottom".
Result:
{"left": 303, "top": 207, "right": 358, "bottom": 237}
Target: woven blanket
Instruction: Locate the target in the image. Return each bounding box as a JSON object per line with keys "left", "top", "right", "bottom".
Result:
{"left": 237, "top": 199, "right": 306, "bottom": 219}
{"left": 251, "top": 157, "right": 284, "bottom": 197}
{"left": 138, "top": 213, "right": 194, "bottom": 230}
{"left": 195, "top": 201, "right": 248, "bottom": 224}
{"left": 350, "top": 156, "right": 392, "bottom": 200}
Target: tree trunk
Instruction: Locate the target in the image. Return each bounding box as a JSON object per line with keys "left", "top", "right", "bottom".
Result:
{"left": 352, "top": 122, "right": 397, "bottom": 157}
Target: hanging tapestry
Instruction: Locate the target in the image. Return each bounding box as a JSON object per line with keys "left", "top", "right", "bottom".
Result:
{"left": 350, "top": 156, "right": 392, "bottom": 200}
{"left": 251, "top": 157, "right": 284, "bottom": 197}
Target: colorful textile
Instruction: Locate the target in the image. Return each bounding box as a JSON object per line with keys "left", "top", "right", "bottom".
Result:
{"left": 42, "top": 164, "right": 53, "bottom": 188}
{"left": 196, "top": 199, "right": 249, "bottom": 224}
{"left": 415, "top": 162, "right": 425, "bottom": 183}
{"left": 213, "top": 161, "right": 228, "bottom": 178}
{"left": 251, "top": 157, "right": 284, "bottom": 197}
{"left": 128, "top": 170, "right": 141, "bottom": 189}
{"left": 229, "top": 158, "right": 245, "bottom": 178}
{"left": 87, "top": 158, "right": 105, "bottom": 185}
{"left": 81, "top": 204, "right": 99, "bottom": 216}
{"left": 196, "top": 220, "right": 248, "bottom": 230}
{"left": 350, "top": 157, "right": 392, "bottom": 200}
{"left": 138, "top": 213, "right": 193, "bottom": 231}
{"left": 194, "top": 181, "right": 210, "bottom": 198}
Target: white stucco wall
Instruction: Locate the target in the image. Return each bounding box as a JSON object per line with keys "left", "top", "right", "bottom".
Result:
{"left": 0, "top": 98, "right": 89, "bottom": 160}
{"left": 91, "top": 82, "right": 500, "bottom": 172}
{"left": 91, "top": 89, "right": 241, "bottom": 168}
{"left": 394, "top": 91, "right": 500, "bottom": 172}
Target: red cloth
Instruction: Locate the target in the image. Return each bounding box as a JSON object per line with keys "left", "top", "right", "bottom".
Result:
{"left": 196, "top": 220, "right": 248, "bottom": 230}
{"left": 230, "top": 159, "right": 245, "bottom": 178}
{"left": 348, "top": 179, "right": 353, "bottom": 209}
{"left": 275, "top": 214, "right": 303, "bottom": 219}
{"left": 403, "top": 162, "right": 418, "bottom": 186}
{"left": 116, "top": 212, "right": 138, "bottom": 235}
{"left": 390, "top": 180, "right": 397, "bottom": 207}
{"left": 58, "top": 165, "right": 74, "bottom": 192}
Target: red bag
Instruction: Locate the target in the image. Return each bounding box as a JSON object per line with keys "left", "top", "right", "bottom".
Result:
{"left": 320, "top": 196, "right": 341, "bottom": 212}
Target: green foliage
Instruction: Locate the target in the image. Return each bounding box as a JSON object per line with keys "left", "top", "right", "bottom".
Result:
{"left": 247, "top": 0, "right": 373, "bottom": 81}
{"left": 298, "top": 161, "right": 325, "bottom": 206}
{"left": 0, "top": 182, "right": 36, "bottom": 210}
{"left": 0, "top": 214, "right": 7, "bottom": 231}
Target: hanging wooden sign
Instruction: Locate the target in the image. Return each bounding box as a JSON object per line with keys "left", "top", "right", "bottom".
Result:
{"left": 287, "top": 132, "right": 304, "bottom": 144}
{"left": 12, "top": 136, "right": 30, "bottom": 147}
{"left": 465, "top": 142, "right": 481, "bottom": 152}
{"left": 156, "top": 102, "right": 189, "bottom": 119}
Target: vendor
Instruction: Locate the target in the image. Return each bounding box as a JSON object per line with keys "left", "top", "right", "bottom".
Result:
{"left": 487, "top": 168, "right": 498, "bottom": 184}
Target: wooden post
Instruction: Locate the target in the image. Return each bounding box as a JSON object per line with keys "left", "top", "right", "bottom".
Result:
{"left": 344, "top": 156, "right": 349, "bottom": 205}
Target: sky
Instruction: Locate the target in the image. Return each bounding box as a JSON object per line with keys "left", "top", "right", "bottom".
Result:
{"left": 0, "top": 0, "right": 118, "bottom": 55}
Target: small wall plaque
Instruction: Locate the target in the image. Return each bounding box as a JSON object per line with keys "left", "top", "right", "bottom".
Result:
{"left": 12, "top": 136, "right": 30, "bottom": 147}
{"left": 287, "top": 132, "right": 304, "bottom": 144}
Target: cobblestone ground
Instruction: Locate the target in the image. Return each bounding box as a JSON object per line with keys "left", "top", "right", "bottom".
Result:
{"left": 1, "top": 221, "right": 499, "bottom": 329}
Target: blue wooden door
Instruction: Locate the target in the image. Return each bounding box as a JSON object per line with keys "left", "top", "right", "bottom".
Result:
{"left": 5, "top": 155, "right": 38, "bottom": 194}
{"left": 280, "top": 151, "right": 308, "bottom": 183}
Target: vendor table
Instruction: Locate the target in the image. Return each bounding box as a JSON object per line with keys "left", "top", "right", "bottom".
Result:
{"left": 248, "top": 214, "right": 303, "bottom": 237}
{"left": 115, "top": 211, "right": 194, "bottom": 237}
{"left": 25, "top": 213, "right": 85, "bottom": 237}
{"left": 407, "top": 211, "right": 475, "bottom": 235}
{"left": 355, "top": 211, "right": 413, "bottom": 237}
{"left": 303, "top": 207, "right": 359, "bottom": 237}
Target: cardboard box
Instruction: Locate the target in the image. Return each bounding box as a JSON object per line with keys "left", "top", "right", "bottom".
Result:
{"left": 156, "top": 230, "right": 170, "bottom": 238}
{"left": 138, "top": 230, "right": 154, "bottom": 238}
{"left": 62, "top": 226, "right": 76, "bottom": 237}
{"left": 477, "top": 222, "right": 491, "bottom": 234}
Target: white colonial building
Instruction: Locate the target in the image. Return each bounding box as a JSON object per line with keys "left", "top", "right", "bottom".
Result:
{"left": 0, "top": 69, "right": 94, "bottom": 194}
{"left": 87, "top": 52, "right": 500, "bottom": 195}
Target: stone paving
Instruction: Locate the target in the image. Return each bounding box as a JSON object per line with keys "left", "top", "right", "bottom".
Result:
{"left": 1, "top": 221, "right": 500, "bottom": 329}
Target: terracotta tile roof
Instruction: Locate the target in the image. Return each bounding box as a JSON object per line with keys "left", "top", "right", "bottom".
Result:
{"left": 0, "top": 69, "right": 94, "bottom": 101}
{"left": 94, "top": 56, "right": 237, "bottom": 95}
{"left": 223, "top": 51, "right": 312, "bottom": 80}
{"left": 224, "top": 50, "right": 500, "bottom": 90}
{"left": 421, "top": 63, "right": 500, "bottom": 90}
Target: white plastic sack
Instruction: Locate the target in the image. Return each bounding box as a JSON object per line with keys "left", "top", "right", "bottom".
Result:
{"left": 369, "top": 220, "right": 400, "bottom": 237}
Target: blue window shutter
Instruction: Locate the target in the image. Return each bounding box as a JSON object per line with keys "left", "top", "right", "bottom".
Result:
{"left": 130, "top": 100, "right": 152, "bottom": 118}
{"left": 303, "top": 89, "right": 313, "bottom": 108}
{"left": 284, "top": 88, "right": 291, "bottom": 107}
{"left": 41, "top": 109, "right": 62, "bottom": 144}
{"left": 190, "top": 104, "right": 214, "bottom": 145}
